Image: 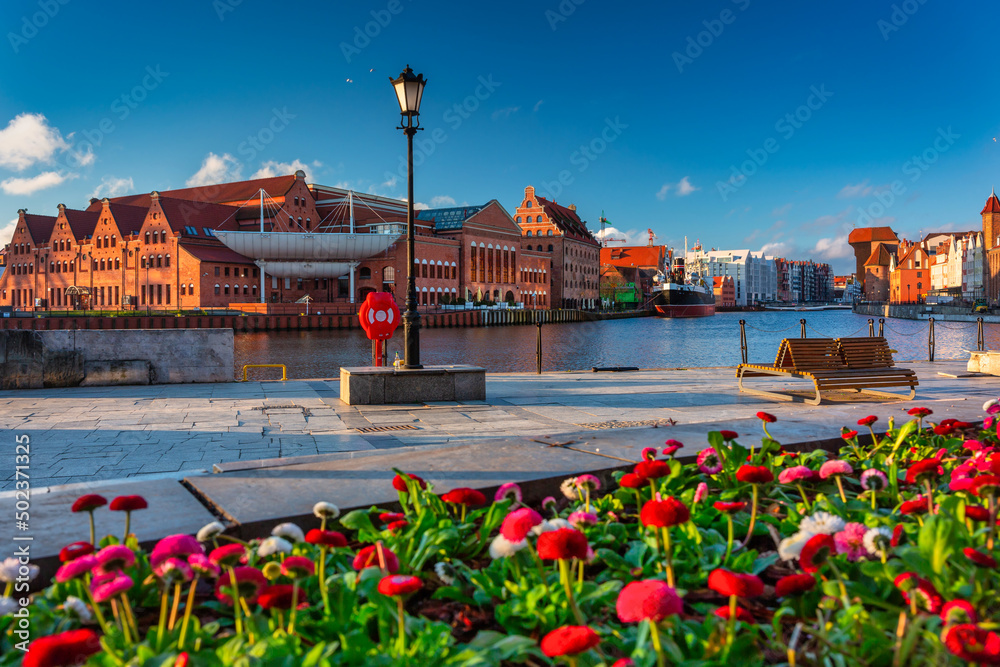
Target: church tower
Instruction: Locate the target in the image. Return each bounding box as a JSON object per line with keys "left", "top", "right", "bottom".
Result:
{"left": 982, "top": 188, "right": 1000, "bottom": 249}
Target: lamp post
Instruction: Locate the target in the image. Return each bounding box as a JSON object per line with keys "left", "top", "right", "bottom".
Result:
{"left": 907, "top": 283, "right": 911, "bottom": 304}
{"left": 391, "top": 65, "right": 428, "bottom": 369}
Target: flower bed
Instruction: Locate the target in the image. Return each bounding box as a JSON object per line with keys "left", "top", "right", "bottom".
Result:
{"left": 3, "top": 405, "right": 1000, "bottom": 666}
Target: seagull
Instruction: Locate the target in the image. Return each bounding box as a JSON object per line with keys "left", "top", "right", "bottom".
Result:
{"left": 346, "top": 78, "right": 353, "bottom": 83}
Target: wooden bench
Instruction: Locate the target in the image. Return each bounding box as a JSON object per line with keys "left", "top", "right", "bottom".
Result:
{"left": 736, "top": 336, "right": 917, "bottom": 405}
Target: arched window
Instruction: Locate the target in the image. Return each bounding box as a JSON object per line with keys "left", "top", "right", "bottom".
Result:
{"left": 100, "top": 259, "right": 106, "bottom": 271}
{"left": 359, "top": 267, "right": 372, "bottom": 279}
{"left": 111, "top": 235, "right": 116, "bottom": 247}
{"left": 214, "top": 284, "right": 220, "bottom": 295}
{"left": 95, "top": 236, "right": 102, "bottom": 249}
{"left": 180, "top": 284, "right": 186, "bottom": 296}
{"left": 140, "top": 256, "right": 146, "bottom": 268}
{"left": 251, "top": 285, "right": 257, "bottom": 296}
{"left": 69, "top": 260, "right": 74, "bottom": 272}
{"left": 114, "top": 258, "right": 120, "bottom": 270}
{"left": 243, "top": 285, "right": 249, "bottom": 295}
{"left": 516, "top": 216, "right": 521, "bottom": 223}
{"left": 28, "top": 263, "right": 32, "bottom": 274}
{"left": 157, "top": 255, "right": 162, "bottom": 268}
{"left": 145, "top": 232, "right": 150, "bottom": 245}
{"left": 548, "top": 244, "right": 554, "bottom": 252}
{"left": 224, "top": 284, "right": 230, "bottom": 295}
{"left": 547, "top": 229, "right": 553, "bottom": 236}
{"left": 153, "top": 231, "right": 159, "bottom": 244}
{"left": 422, "top": 260, "right": 428, "bottom": 278}
{"left": 50, "top": 262, "right": 55, "bottom": 273}
{"left": 383, "top": 266, "right": 395, "bottom": 282}
{"left": 305, "top": 218, "right": 311, "bottom": 230}
{"left": 165, "top": 254, "right": 170, "bottom": 267}
{"left": 537, "top": 216, "right": 543, "bottom": 223}
{"left": 189, "top": 283, "right": 195, "bottom": 294}
{"left": 526, "top": 230, "right": 532, "bottom": 237}
{"left": 436, "top": 262, "right": 443, "bottom": 279}
{"left": 104, "top": 235, "right": 109, "bottom": 247}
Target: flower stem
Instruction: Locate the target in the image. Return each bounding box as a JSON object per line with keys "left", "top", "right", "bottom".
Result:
{"left": 827, "top": 560, "right": 851, "bottom": 610}
{"left": 723, "top": 515, "right": 734, "bottom": 565}
{"left": 123, "top": 511, "right": 131, "bottom": 544}
{"left": 226, "top": 566, "right": 243, "bottom": 636}
{"left": 744, "top": 484, "right": 759, "bottom": 547}
{"left": 156, "top": 588, "right": 169, "bottom": 650}
{"left": 112, "top": 599, "right": 132, "bottom": 644}
{"left": 88, "top": 511, "right": 96, "bottom": 546}
{"left": 121, "top": 594, "right": 138, "bottom": 639}
{"left": 835, "top": 476, "right": 847, "bottom": 504}
{"left": 661, "top": 527, "right": 674, "bottom": 588}
{"left": 796, "top": 482, "right": 811, "bottom": 510}
{"left": 524, "top": 541, "right": 548, "bottom": 591}
{"left": 178, "top": 576, "right": 199, "bottom": 650}
{"left": 288, "top": 580, "right": 299, "bottom": 634}
{"left": 558, "top": 559, "right": 585, "bottom": 625}
{"left": 318, "top": 546, "right": 331, "bottom": 616}
{"left": 82, "top": 582, "right": 111, "bottom": 635}
{"left": 988, "top": 494, "right": 997, "bottom": 550}
{"left": 396, "top": 597, "right": 406, "bottom": 655}
{"left": 649, "top": 619, "right": 666, "bottom": 667}
{"left": 168, "top": 581, "right": 182, "bottom": 630}
{"left": 726, "top": 594, "right": 737, "bottom": 648}
{"left": 871, "top": 489, "right": 878, "bottom": 512}
{"left": 585, "top": 488, "right": 591, "bottom": 514}
{"left": 923, "top": 479, "right": 936, "bottom": 516}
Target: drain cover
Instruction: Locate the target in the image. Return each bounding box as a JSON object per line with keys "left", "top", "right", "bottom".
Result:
{"left": 355, "top": 425, "right": 419, "bottom": 433}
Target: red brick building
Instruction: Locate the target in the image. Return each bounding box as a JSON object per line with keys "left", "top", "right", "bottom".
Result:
{"left": 599, "top": 244, "right": 669, "bottom": 300}
{"left": 848, "top": 226, "right": 898, "bottom": 300}
{"left": 514, "top": 186, "right": 600, "bottom": 309}
{"left": 713, "top": 275, "right": 736, "bottom": 307}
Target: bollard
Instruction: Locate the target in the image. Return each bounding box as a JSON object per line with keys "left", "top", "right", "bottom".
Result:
{"left": 800, "top": 318, "right": 806, "bottom": 339}
{"left": 536, "top": 315, "right": 543, "bottom": 374}
{"left": 868, "top": 318, "right": 874, "bottom": 337}
{"left": 739, "top": 319, "right": 748, "bottom": 364}
{"left": 878, "top": 318, "right": 884, "bottom": 337}
{"left": 928, "top": 317, "right": 935, "bottom": 362}
{"left": 978, "top": 317, "right": 985, "bottom": 352}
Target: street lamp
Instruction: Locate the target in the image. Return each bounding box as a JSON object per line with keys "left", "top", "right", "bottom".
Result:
{"left": 391, "top": 64, "right": 427, "bottom": 369}
{"left": 907, "top": 283, "right": 911, "bottom": 304}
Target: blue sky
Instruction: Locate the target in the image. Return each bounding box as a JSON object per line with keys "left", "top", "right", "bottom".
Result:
{"left": 1, "top": 0, "right": 997, "bottom": 273}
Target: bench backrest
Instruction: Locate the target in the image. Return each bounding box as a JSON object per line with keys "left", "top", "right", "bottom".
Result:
{"left": 837, "top": 336, "right": 895, "bottom": 368}
{"left": 775, "top": 338, "right": 846, "bottom": 371}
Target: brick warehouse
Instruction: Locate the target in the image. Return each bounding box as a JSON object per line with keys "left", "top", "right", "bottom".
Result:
{"left": 0, "top": 172, "right": 555, "bottom": 312}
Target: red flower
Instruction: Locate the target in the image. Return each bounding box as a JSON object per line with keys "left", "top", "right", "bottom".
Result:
{"left": 619, "top": 473, "right": 647, "bottom": 489}
{"left": 109, "top": 495, "right": 148, "bottom": 512}
{"left": 895, "top": 574, "right": 942, "bottom": 613}
{"left": 500, "top": 507, "right": 544, "bottom": 542}
{"left": 387, "top": 520, "right": 409, "bottom": 532}
{"left": 208, "top": 544, "right": 245, "bottom": 567}
{"left": 858, "top": 415, "right": 878, "bottom": 427}
{"left": 377, "top": 574, "right": 422, "bottom": 596}
{"left": 635, "top": 460, "right": 671, "bottom": 479}
{"left": 440, "top": 487, "right": 486, "bottom": 506}
{"left": 353, "top": 544, "right": 400, "bottom": 573}
{"left": 906, "top": 459, "right": 944, "bottom": 485}
{"left": 965, "top": 505, "right": 991, "bottom": 522}
{"left": 756, "top": 411, "right": 777, "bottom": 423}
{"left": 379, "top": 512, "right": 406, "bottom": 523}
{"left": 58, "top": 541, "right": 94, "bottom": 562}
{"left": 23, "top": 628, "right": 101, "bottom": 667}
{"left": 616, "top": 579, "right": 683, "bottom": 623}
{"left": 305, "top": 529, "right": 348, "bottom": 547}
{"left": 662, "top": 440, "right": 683, "bottom": 457}
{"left": 891, "top": 524, "right": 905, "bottom": 547}
{"left": 964, "top": 547, "right": 998, "bottom": 568}
{"left": 640, "top": 497, "right": 690, "bottom": 528}
{"left": 712, "top": 605, "right": 755, "bottom": 623}
{"left": 720, "top": 430, "right": 739, "bottom": 441}
{"left": 392, "top": 473, "right": 427, "bottom": 492}
{"left": 908, "top": 407, "right": 932, "bottom": 418}
{"left": 281, "top": 556, "right": 315, "bottom": 579}
{"left": 735, "top": 465, "right": 774, "bottom": 484}
{"left": 971, "top": 475, "right": 1000, "bottom": 497}
{"left": 175, "top": 652, "right": 189, "bottom": 667}
{"left": 707, "top": 569, "right": 764, "bottom": 598}
{"left": 799, "top": 534, "right": 836, "bottom": 573}
{"left": 941, "top": 600, "right": 977, "bottom": 626}
{"left": 540, "top": 625, "right": 601, "bottom": 657}
{"left": 71, "top": 494, "right": 107, "bottom": 513}
{"left": 775, "top": 574, "right": 816, "bottom": 597}
{"left": 713, "top": 501, "right": 746, "bottom": 514}
{"left": 215, "top": 566, "right": 267, "bottom": 605}
{"left": 934, "top": 424, "right": 955, "bottom": 436}
{"left": 258, "top": 584, "right": 306, "bottom": 610}
{"left": 900, "top": 497, "right": 931, "bottom": 515}
{"left": 942, "top": 624, "right": 1000, "bottom": 663}
{"left": 537, "top": 528, "right": 589, "bottom": 561}
{"left": 841, "top": 430, "right": 859, "bottom": 440}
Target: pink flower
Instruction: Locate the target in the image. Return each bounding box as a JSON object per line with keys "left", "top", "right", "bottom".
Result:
{"left": 568, "top": 511, "right": 598, "bottom": 528}
{"left": 662, "top": 440, "right": 682, "bottom": 457}
{"left": 91, "top": 574, "right": 133, "bottom": 603}
{"left": 55, "top": 555, "right": 98, "bottom": 583}
{"left": 188, "top": 554, "right": 221, "bottom": 579}
{"left": 616, "top": 579, "right": 683, "bottom": 623}
{"left": 150, "top": 534, "right": 203, "bottom": 569}
{"left": 697, "top": 448, "right": 722, "bottom": 475}
{"left": 833, "top": 522, "right": 868, "bottom": 561}
{"left": 694, "top": 482, "right": 708, "bottom": 504}
{"left": 860, "top": 469, "right": 889, "bottom": 491}
{"left": 964, "top": 440, "right": 985, "bottom": 452}
{"left": 778, "top": 466, "right": 814, "bottom": 484}
{"left": 95, "top": 545, "right": 135, "bottom": 573}
{"left": 641, "top": 447, "right": 658, "bottom": 461}
{"left": 154, "top": 558, "right": 193, "bottom": 583}
{"left": 501, "top": 507, "right": 544, "bottom": 542}
{"left": 495, "top": 482, "right": 522, "bottom": 505}
{"left": 819, "top": 460, "right": 853, "bottom": 479}
{"left": 575, "top": 474, "right": 600, "bottom": 491}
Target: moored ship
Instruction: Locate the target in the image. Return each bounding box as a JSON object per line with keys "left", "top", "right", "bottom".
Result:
{"left": 651, "top": 257, "right": 716, "bottom": 318}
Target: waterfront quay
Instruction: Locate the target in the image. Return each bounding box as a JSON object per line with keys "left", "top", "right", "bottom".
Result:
{"left": 1, "top": 360, "right": 995, "bottom": 576}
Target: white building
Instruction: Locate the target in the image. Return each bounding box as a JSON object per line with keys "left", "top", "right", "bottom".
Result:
{"left": 962, "top": 232, "right": 985, "bottom": 299}
{"left": 685, "top": 249, "right": 778, "bottom": 306}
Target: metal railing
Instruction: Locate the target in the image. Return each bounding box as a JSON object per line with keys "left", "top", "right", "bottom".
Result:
{"left": 241, "top": 364, "right": 288, "bottom": 381}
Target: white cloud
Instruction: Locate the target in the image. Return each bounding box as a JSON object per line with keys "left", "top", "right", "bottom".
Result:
{"left": 0, "top": 113, "right": 71, "bottom": 171}
{"left": 186, "top": 152, "right": 242, "bottom": 187}
{"left": 430, "top": 195, "right": 456, "bottom": 207}
{"left": 533, "top": 100, "right": 544, "bottom": 112}
{"left": 491, "top": 106, "right": 520, "bottom": 121}
{"left": 772, "top": 203, "right": 792, "bottom": 217}
{"left": 657, "top": 176, "right": 698, "bottom": 200}
{"left": 251, "top": 159, "right": 320, "bottom": 181}
{"left": 1, "top": 171, "right": 74, "bottom": 196}
{"left": 759, "top": 240, "right": 796, "bottom": 257}
{"left": 413, "top": 201, "right": 429, "bottom": 210}
{"left": 1, "top": 218, "right": 17, "bottom": 245}
{"left": 90, "top": 176, "right": 133, "bottom": 199}
{"left": 811, "top": 234, "right": 853, "bottom": 260}
{"left": 837, "top": 180, "right": 891, "bottom": 198}
{"left": 595, "top": 225, "right": 646, "bottom": 246}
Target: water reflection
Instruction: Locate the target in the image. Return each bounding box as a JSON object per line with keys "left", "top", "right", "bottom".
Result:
{"left": 233, "top": 311, "right": 995, "bottom": 379}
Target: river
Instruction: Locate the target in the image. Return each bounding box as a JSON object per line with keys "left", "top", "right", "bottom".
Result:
{"left": 232, "top": 310, "right": 997, "bottom": 379}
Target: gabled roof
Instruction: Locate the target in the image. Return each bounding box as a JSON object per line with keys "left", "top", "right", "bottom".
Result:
{"left": 849, "top": 226, "right": 898, "bottom": 245}
{"left": 982, "top": 189, "right": 1000, "bottom": 215}
{"left": 106, "top": 203, "right": 149, "bottom": 236}
{"left": 23, "top": 213, "right": 56, "bottom": 244}
{"left": 110, "top": 174, "right": 300, "bottom": 208}
{"left": 535, "top": 196, "right": 597, "bottom": 243}
{"left": 62, "top": 209, "right": 99, "bottom": 240}
{"left": 600, "top": 245, "right": 664, "bottom": 268}
{"left": 895, "top": 243, "right": 927, "bottom": 266}
{"left": 864, "top": 244, "right": 893, "bottom": 267}
{"left": 158, "top": 197, "right": 241, "bottom": 233}
{"left": 415, "top": 204, "right": 487, "bottom": 231}
{"left": 180, "top": 242, "right": 254, "bottom": 264}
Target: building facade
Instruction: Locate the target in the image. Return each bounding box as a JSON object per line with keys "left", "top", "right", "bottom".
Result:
{"left": 684, "top": 249, "right": 778, "bottom": 306}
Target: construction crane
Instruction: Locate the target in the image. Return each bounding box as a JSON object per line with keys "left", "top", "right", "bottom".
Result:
{"left": 600, "top": 212, "right": 626, "bottom": 247}
{"left": 647, "top": 228, "right": 658, "bottom": 246}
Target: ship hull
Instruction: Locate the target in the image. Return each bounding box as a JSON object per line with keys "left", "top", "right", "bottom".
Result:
{"left": 652, "top": 285, "right": 716, "bottom": 318}
{"left": 653, "top": 302, "right": 715, "bottom": 317}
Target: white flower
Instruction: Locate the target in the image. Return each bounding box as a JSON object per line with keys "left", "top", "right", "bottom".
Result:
{"left": 0, "top": 558, "right": 38, "bottom": 583}
{"left": 61, "top": 596, "right": 93, "bottom": 622}
{"left": 863, "top": 527, "right": 893, "bottom": 558}
{"left": 532, "top": 518, "right": 572, "bottom": 535}
{"left": 0, "top": 597, "right": 18, "bottom": 616}
{"left": 434, "top": 562, "right": 456, "bottom": 585}
{"left": 271, "top": 522, "right": 305, "bottom": 543}
{"left": 560, "top": 477, "right": 580, "bottom": 501}
{"left": 313, "top": 502, "right": 340, "bottom": 520}
{"left": 984, "top": 398, "right": 998, "bottom": 412}
{"left": 799, "top": 511, "right": 846, "bottom": 536}
{"left": 778, "top": 531, "right": 812, "bottom": 561}
{"left": 489, "top": 534, "right": 527, "bottom": 559}
{"left": 196, "top": 521, "right": 226, "bottom": 542}
{"left": 258, "top": 536, "right": 293, "bottom": 557}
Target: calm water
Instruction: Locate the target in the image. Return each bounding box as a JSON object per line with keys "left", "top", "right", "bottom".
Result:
{"left": 232, "top": 311, "right": 996, "bottom": 379}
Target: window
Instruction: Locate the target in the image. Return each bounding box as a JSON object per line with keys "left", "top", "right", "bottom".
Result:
{"left": 284, "top": 278, "right": 291, "bottom": 289}
{"left": 422, "top": 262, "right": 428, "bottom": 278}
{"left": 537, "top": 216, "right": 543, "bottom": 223}
{"left": 243, "top": 285, "right": 249, "bottom": 295}
{"left": 526, "top": 230, "right": 532, "bottom": 237}
{"left": 548, "top": 244, "right": 554, "bottom": 252}
{"left": 917, "top": 271, "right": 922, "bottom": 277}
{"left": 100, "top": 259, "right": 106, "bottom": 271}
{"left": 141, "top": 285, "right": 146, "bottom": 305}
{"left": 203, "top": 228, "right": 216, "bottom": 237}
{"left": 95, "top": 236, "right": 102, "bottom": 249}
{"left": 184, "top": 226, "right": 198, "bottom": 235}
{"left": 251, "top": 285, "right": 257, "bottom": 296}
{"left": 165, "top": 254, "right": 170, "bottom": 267}
{"left": 153, "top": 231, "right": 159, "bottom": 244}
{"left": 383, "top": 266, "right": 395, "bottom": 282}
{"left": 115, "top": 258, "right": 120, "bottom": 270}
{"left": 547, "top": 229, "right": 552, "bottom": 236}
{"left": 157, "top": 284, "right": 162, "bottom": 304}
{"left": 224, "top": 284, "right": 230, "bottom": 295}
{"left": 359, "top": 267, "right": 372, "bottom": 279}
{"left": 253, "top": 268, "right": 259, "bottom": 277}
{"left": 50, "top": 262, "right": 55, "bottom": 273}
{"left": 180, "top": 284, "right": 186, "bottom": 296}
{"left": 527, "top": 200, "right": 533, "bottom": 208}
{"left": 165, "top": 285, "right": 170, "bottom": 304}
{"left": 157, "top": 255, "right": 162, "bottom": 268}
{"left": 437, "top": 263, "right": 443, "bottom": 279}
{"left": 516, "top": 216, "right": 521, "bottom": 223}
{"left": 189, "top": 283, "right": 194, "bottom": 294}
{"left": 214, "top": 266, "right": 220, "bottom": 277}
{"left": 917, "top": 282, "right": 922, "bottom": 289}
{"left": 104, "top": 235, "right": 110, "bottom": 247}
{"left": 145, "top": 232, "right": 151, "bottom": 244}
{"left": 305, "top": 218, "right": 311, "bottom": 230}
{"left": 69, "top": 260, "right": 74, "bottom": 272}
{"left": 296, "top": 278, "right": 303, "bottom": 290}
{"left": 294, "top": 196, "right": 299, "bottom": 206}
{"left": 224, "top": 267, "right": 230, "bottom": 276}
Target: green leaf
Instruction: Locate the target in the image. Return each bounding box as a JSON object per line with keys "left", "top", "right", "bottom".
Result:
{"left": 917, "top": 514, "right": 956, "bottom": 575}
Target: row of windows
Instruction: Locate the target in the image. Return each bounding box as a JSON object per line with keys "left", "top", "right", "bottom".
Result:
{"left": 10, "top": 242, "right": 30, "bottom": 255}
{"left": 140, "top": 284, "right": 171, "bottom": 306}
{"left": 49, "top": 261, "right": 75, "bottom": 273}
{"left": 94, "top": 235, "right": 117, "bottom": 248}
{"left": 214, "top": 266, "right": 258, "bottom": 278}
{"left": 520, "top": 269, "right": 546, "bottom": 283}
{"left": 524, "top": 244, "right": 554, "bottom": 252}
{"left": 140, "top": 255, "right": 170, "bottom": 268}
{"left": 516, "top": 215, "right": 545, "bottom": 224}
{"left": 412, "top": 262, "right": 456, "bottom": 280}
{"left": 92, "top": 258, "right": 122, "bottom": 271}
{"left": 213, "top": 284, "right": 258, "bottom": 297}
{"left": 469, "top": 246, "right": 516, "bottom": 284}
{"left": 10, "top": 263, "right": 33, "bottom": 275}
{"left": 524, "top": 229, "right": 553, "bottom": 236}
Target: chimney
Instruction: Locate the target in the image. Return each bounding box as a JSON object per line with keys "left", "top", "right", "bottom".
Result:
{"left": 89, "top": 198, "right": 99, "bottom": 206}
{"left": 568, "top": 204, "right": 576, "bottom": 212}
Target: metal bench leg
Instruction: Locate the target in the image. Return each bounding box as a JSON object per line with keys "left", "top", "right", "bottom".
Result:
{"left": 859, "top": 386, "right": 916, "bottom": 401}
{"left": 737, "top": 367, "right": 797, "bottom": 403}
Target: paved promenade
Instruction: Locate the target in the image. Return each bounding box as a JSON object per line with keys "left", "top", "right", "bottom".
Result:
{"left": 2, "top": 361, "right": 997, "bottom": 575}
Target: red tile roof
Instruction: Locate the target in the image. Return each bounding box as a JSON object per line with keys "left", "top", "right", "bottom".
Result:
{"left": 600, "top": 245, "right": 665, "bottom": 268}
{"left": 180, "top": 242, "right": 254, "bottom": 264}
{"left": 23, "top": 213, "right": 56, "bottom": 244}
{"left": 982, "top": 191, "right": 1000, "bottom": 214}
{"left": 108, "top": 204, "right": 148, "bottom": 236}
{"left": 864, "top": 244, "right": 893, "bottom": 266}
{"left": 110, "top": 174, "right": 300, "bottom": 208}
{"left": 848, "top": 227, "right": 898, "bottom": 244}
{"left": 535, "top": 196, "right": 598, "bottom": 244}
{"left": 62, "top": 209, "right": 99, "bottom": 240}
{"left": 158, "top": 197, "right": 242, "bottom": 234}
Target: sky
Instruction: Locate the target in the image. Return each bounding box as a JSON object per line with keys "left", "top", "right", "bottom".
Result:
{"left": 1, "top": 0, "right": 998, "bottom": 273}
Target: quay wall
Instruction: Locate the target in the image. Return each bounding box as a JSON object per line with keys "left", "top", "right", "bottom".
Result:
{"left": 0, "top": 328, "right": 233, "bottom": 389}
{"left": 853, "top": 303, "right": 1000, "bottom": 323}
